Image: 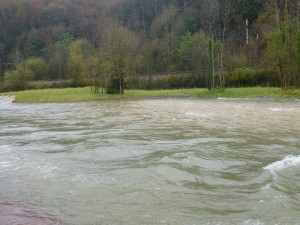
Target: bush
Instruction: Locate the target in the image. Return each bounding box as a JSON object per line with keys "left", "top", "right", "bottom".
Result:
{"left": 168, "top": 76, "right": 186, "bottom": 89}
{"left": 28, "top": 80, "right": 74, "bottom": 90}
{"left": 152, "top": 77, "right": 169, "bottom": 89}
{"left": 126, "top": 77, "right": 140, "bottom": 89}
{"left": 135, "top": 74, "right": 201, "bottom": 90}
{"left": 228, "top": 68, "right": 280, "bottom": 87}
{"left": 4, "top": 66, "right": 34, "bottom": 91}
{"left": 106, "top": 75, "right": 120, "bottom": 94}
{"left": 0, "top": 83, "right": 12, "bottom": 92}
{"left": 26, "top": 57, "right": 47, "bottom": 80}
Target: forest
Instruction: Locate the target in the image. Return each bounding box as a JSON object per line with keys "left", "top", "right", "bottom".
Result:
{"left": 0, "top": 0, "right": 300, "bottom": 93}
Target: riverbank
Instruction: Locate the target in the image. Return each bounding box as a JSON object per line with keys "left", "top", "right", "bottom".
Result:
{"left": 1, "top": 87, "right": 300, "bottom": 103}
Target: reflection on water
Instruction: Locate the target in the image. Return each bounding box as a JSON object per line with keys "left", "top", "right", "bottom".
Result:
{"left": 0, "top": 97, "right": 300, "bottom": 225}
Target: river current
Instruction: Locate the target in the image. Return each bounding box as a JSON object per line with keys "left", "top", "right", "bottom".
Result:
{"left": 0, "top": 97, "right": 300, "bottom": 225}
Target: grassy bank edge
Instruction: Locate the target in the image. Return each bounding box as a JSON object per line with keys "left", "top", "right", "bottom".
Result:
{"left": 1, "top": 87, "right": 300, "bottom": 103}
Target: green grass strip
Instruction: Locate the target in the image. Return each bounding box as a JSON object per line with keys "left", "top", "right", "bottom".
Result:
{"left": 1, "top": 87, "right": 300, "bottom": 103}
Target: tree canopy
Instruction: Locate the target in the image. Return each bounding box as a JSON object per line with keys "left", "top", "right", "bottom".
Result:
{"left": 1, "top": 0, "right": 300, "bottom": 92}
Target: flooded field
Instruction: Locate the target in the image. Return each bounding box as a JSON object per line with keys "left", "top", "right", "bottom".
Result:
{"left": 1, "top": 97, "right": 300, "bottom": 225}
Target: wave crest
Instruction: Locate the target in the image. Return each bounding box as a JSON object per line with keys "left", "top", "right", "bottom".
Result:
{"left": 264, "top": 155, "right": 300, "bottom": 174}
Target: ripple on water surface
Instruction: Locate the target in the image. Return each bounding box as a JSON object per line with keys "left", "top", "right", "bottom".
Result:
{"left": 0, "top": 98, "right": 300, "bottom": 224}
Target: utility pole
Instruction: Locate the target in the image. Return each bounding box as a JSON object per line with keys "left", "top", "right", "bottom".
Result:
{"left": 208, "top": 37, "right": 215, "bottom": 90}
{"left": 256, "top": 32, "right": 259, "bottom": 67}
{"left": 246, "top": 19, "right": 249, "bottom": 45}
{"left": 245, "top": 18, "right": 249, "bottom": 66}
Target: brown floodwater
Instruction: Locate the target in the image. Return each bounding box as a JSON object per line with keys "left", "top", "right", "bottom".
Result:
{"left": 1, "top": 97, "right": 300, "bottom": 224}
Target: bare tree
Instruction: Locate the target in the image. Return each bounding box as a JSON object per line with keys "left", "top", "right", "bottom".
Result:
{"left": 263, "top": 0, "right": 300, "bottom": 88}
{"left": 218, "top": 0, "right": 236, "bottom": 67}
{"left": 201, "top": 0, "right": 219, "bottom": 89}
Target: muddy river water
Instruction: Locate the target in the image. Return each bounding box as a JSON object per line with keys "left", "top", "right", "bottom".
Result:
{"left": 0, "top": 97, "right": 300, "bottom": 225}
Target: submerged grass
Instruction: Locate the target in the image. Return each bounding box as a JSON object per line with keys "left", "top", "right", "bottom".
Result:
{"left": 1, "top": 87, "right": 300, "bottom": 103}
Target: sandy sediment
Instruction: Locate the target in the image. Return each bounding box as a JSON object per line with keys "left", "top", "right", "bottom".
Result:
{"left": 0, "top": 95, "right": 16, "bottom": 102}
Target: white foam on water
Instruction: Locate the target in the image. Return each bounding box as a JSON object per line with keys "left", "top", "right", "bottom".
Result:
{"left": 185, "top": 111, "right": 214, "bottom": 118}
{"left": 181, "top": 155, "right": 191, "bottom": 166}
{"left": 264, "top": 155, "right": 300, "bottom": 175}
{"left": 36, "top": 164, "right": 58, "bottom": 178}
{"left": 244, "top": 220, "right": 265, "bottom": 225}
{"left": 269, "top": 107, "right": 297, "bottom": 112}
{"left": 0, "top": 145, "right": 11, "bottom": 154}
{"left": 261, "top": 184, "right": 271, "bottom": 191}
{"left": 0, "top": 146, "right": 14, "bottom": 169}
{"left": 0, "top": 161, "right": 13, "bottom": 168}
{"left": 272, "top": 194, "right": 288, "bottom": 202}
{"left": 185, "top": 111, "right": 196, "bottom": 116}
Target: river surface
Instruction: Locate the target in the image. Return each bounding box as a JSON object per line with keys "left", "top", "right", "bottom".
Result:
{"left": 0, "top": 97, "right": 300, "bottom": 225}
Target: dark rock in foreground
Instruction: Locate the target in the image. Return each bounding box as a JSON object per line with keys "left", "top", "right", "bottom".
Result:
{"left": 0, "top": 203, "right": 66, "bottom": 225}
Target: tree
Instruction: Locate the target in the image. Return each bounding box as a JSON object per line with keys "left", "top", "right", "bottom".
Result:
{"left": 235, "top": 0, "right": 265, "bottom": 22}
{"left": 100, "top": 23, "right": 137, "bottom": 94}
{"left": 178, "top": 31, "right": 209, "bottom": 87}
{"left": 25, "top": 57, "right": 47, "bottom": 80}
{"left": 217, "top": 0, "right": 237, "bottom": 88}
{"left": 263, "top": 0, "right": 300, "bottom": 88}
{"left": 18, "top": 28, "right": 45, "bottom": 58}
{"left": 67, "top": 39, "right": 94, "bottom": 87}
{"left": 200, "top": 0, "right": 220, "bottom": 89}
{"left": 44, "top": 34, "right": 73, "bottom": 80}
{"left": 88, "top": 56, "right": 104, "bottom": 94}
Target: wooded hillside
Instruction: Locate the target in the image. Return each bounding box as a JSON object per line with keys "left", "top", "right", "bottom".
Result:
{"left": 1, "top": 0, "right": 300, "bottom": 92}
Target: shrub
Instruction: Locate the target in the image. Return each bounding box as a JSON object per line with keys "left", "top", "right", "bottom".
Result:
{"left": 4, "top": 66, "right": 34, "bottom": 91}
{"left": 26, "top": 57, "right": 47, "bottom": 80}
{"left": 228, "top": 68, "right": 280, "bottom": 87}
{"left": 133, "top": 74, "right": 205, "bottom": 90}
{"left": 106, "top": 74, "right": 120, "bottom": 94}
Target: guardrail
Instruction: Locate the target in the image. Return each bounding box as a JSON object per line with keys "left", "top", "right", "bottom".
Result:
{"left": 135, "top": 71, "right": 192, "bottom": 78}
